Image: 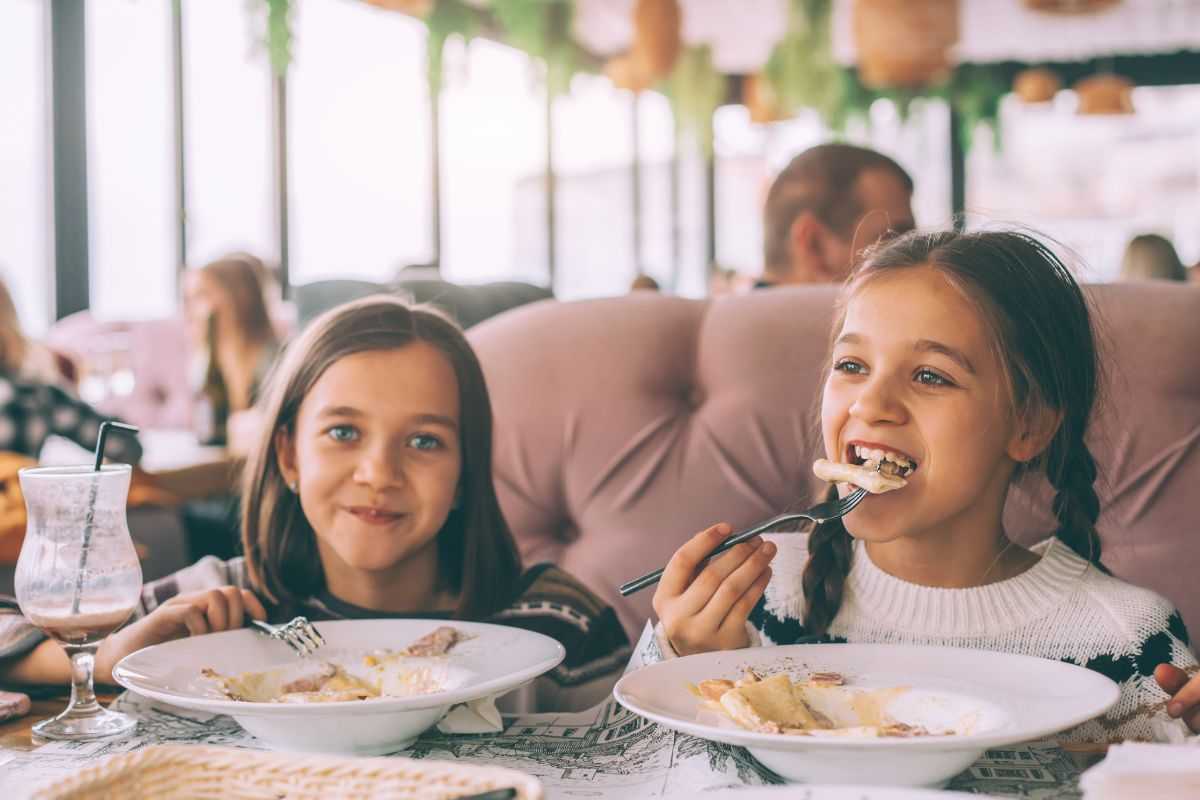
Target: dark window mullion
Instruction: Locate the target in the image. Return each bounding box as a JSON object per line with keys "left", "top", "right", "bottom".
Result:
{"left": 50, "top": 0, "right": 89, "bottom": 319}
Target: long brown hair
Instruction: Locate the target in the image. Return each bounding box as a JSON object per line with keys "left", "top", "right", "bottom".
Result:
{"left": 0, "top": 279, "right": 27, "bottom": 375}
{"left": 240, "top": 295, "right": 522, "bottom": 619}
{"left": 802, "top": 230, "right": 1105, "bottom": 636}
{"left": 196, "top": 253, "right": 278, "bottom": 349}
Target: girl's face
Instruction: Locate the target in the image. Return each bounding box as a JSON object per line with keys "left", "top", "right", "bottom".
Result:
{"left": 821, "top": 266, "right": 1025, "bottom": 542}
{"left": 277, "top": 343, "right": 462, "bottom": 577}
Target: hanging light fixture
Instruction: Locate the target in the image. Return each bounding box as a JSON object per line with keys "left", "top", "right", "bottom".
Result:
{"left": 853, "top": 0, "right": 959, "bottom": 89}
{"left": 1013, "top": 67, "right": 1062, "bottom": 104}
{"left": 1074, "top": 73, "right": 1135, "bottom": 114}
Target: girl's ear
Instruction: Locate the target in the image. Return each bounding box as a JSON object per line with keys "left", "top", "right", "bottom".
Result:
{"left": 275, "top": 426, "right": 298, "bottom": 486}
{"left": 1007, "top": 405, "right": 1063, "bottom": 464}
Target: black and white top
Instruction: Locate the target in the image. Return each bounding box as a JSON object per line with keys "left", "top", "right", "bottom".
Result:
{"left": 0, "top": 373, "right": 142, "bottom": 464}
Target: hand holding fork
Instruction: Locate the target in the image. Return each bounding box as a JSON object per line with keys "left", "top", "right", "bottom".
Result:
{"left": 626, "top": 487, "right": 868, "bottom": 657}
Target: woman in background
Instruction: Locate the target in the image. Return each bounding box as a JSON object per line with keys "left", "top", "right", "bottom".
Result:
{"left": 182, "top": 253, "right": 281, "bottom": 450}
{"left": 1119, "top": 233, "right": 1188, "bottom": 282}
{"left": 0, "top": 278, "right": 140, "bottom": 464}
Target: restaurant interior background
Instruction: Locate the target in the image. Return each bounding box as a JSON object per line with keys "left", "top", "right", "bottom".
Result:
{"left": 2, "top": 0, "right": 1198, "bottom": 340}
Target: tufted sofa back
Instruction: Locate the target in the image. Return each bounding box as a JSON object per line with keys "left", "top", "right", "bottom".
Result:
{"left": 469, "top": 284, "right": 1200, "bottom": 641}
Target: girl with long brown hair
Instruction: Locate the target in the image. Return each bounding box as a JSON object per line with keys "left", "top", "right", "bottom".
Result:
{"left": 651, "top": 230, "right": 1196, "bottom": 741}
{"left": 1, "top": 297, "right": 628, "bottom": 710}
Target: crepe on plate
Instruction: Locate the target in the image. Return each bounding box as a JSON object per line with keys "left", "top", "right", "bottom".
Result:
{"left": 202, "top": 625, "right": 466, "bottom": 703}
{"left": 690, "top": 670, "right": 944, "bottom": 738}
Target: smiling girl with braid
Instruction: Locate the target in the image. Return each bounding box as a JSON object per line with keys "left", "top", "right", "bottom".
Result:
{"left": 651, "top": 230, "right": 1196, "bottom": 741}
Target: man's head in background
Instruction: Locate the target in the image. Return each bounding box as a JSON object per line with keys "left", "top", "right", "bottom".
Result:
{"left": 762, "top": 143, "right": 916, "bottom": 285}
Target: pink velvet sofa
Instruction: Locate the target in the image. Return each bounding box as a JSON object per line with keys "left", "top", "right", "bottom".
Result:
{"left": 469, "top": 283, "right": 1200, "bottom": 642}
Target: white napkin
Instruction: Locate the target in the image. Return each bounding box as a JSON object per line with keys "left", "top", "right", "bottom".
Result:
{"left": 436, "top": 694, "right": 503, "bottom": 734}
{"left": 1079, "top": 740, "right": 1200, "bottom": 800}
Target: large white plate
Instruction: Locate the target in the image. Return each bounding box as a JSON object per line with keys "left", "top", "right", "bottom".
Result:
{"left": 114, "top": 618, "right": 565, "bottom": 755}
{"left": 614, "top": 643, "right": 1118, "bottom": 787}
{"left": 701, "top": 788, "right": 989, "bottom": 800}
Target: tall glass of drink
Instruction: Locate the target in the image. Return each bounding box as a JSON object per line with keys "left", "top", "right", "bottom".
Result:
{"left": 14, "top": 464, "right": 143, "bottom": 741}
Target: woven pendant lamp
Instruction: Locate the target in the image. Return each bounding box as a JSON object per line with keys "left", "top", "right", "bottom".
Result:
{"left": 853, "top": 0, "right": 959, "bottom": 89}
{"left": 1023, "top": 0, "right": 1121, "bottom": 13}
{"left": 1014, "top": 67, "right": 1062, "bottom": 103}
{"left": 362, "top": 0, "right": 433, "bottom": 14}
{"left": 1075, "top": 74, "right": 1135, "bottom": 114}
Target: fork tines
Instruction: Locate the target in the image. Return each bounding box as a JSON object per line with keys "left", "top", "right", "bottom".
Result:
{"left": 279, "top": 617, "right": 325, "bottom": 657}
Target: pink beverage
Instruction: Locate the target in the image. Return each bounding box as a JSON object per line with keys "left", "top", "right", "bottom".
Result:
{"left": 28, "top": 606, "right": 136, "bottom": 647}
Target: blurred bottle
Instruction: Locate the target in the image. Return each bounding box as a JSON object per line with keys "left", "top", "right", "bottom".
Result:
{"left": 191, "top": 313, "right": 229, "bottom": 446}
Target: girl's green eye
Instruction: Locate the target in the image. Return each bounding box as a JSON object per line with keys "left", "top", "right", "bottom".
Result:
{"left": 915, "top": 369, "right": 951, "bottom": 387}
{"left": 328, "top": 425, "right": 359, "bottom": 442}
{"left": 409, "top": 433, "right": 442, "bottom": 451}
{"left": 834, "top": 358, "right": 865, "bottom": 374}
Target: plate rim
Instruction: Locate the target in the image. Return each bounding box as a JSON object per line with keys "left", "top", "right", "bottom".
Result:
{"left": 113, "top": 617, "right": 566, "bottom": 716}
{"left": 613, "top": 642, "right": 1120, "bottom": 751}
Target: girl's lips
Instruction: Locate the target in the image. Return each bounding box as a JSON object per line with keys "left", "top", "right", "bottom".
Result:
{"left": 344, "top": 506, "right": 406, "bottom": 525}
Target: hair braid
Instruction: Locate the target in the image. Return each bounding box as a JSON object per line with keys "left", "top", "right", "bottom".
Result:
{"left": 1047, "top": 438, "right": 1107, "bottom": 572}
{"left": 800, "top": 486, "right": 855, "bottom": 636}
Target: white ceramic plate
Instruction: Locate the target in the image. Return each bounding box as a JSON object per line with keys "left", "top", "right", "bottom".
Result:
{"left": 114, "top": 619, "right": 565, "bottom": 755}
{"left": 614, "top": 643, "right": 1118, "bottom": 787}
{"left": 701, "top": 788, "right": 988, "bottom": 800}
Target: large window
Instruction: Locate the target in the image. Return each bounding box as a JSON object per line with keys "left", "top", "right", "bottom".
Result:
{"left": 0, "top": 0, "right": 51, "bottom": 335}
{"left": 183, "top": 0, "right": 275, "bottom": 268}
{"left": 86, "top": 1, "right": 176, "bottom": 321}
{"left": 288, "top": 0, "right": 432, "bottom": 285}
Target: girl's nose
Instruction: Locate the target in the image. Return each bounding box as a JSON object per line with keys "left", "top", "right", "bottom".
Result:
{"left": 353, "top": 446, "right": 404, "bottom": 489}
{"left": 848, "top": 375, "right": 907, "bottom": 425}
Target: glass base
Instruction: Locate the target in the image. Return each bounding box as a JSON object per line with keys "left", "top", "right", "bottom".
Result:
{"left": 32, "top": 704, "right": 137, "bottom": 742}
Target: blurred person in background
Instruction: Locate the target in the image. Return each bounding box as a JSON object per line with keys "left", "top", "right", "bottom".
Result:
{"left": 758, "top": 143, "right": 916, "bottom": 287}
{"left": 182, "top": 254, "right": 281, "bottom": 455}
{"left": 629, "top": 274, "right": 660, "bottom": 292}
{"left": 0, "top": 277, "right": 141, "bottom": 464}
{"left": 1118, "top": 233, "right": 1189, "bottom": 282}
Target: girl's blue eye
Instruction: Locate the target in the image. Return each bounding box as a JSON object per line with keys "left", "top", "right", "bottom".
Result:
{"left": 409, "top": 433, "right": 442, "bottom": 451}
{"left": 833, "top": 358, "right": 865, "bottom": 375}
{"left": 915, "top": 369, "right": 952, "bottom": 387}
{"left": 328, "top": 425, "right": 359, "bottom": 442}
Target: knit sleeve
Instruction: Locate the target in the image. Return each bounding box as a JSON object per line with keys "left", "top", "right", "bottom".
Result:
{"left": 1061, "top": 607, "right": 1198, "bottom": 743}
{"left": 0, "top": 556, "right": 254, "bottom": 665}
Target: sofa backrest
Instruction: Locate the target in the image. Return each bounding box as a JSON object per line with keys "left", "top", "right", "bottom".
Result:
{"left": 469, "top": 284, "right": 1200, "bottom": 640}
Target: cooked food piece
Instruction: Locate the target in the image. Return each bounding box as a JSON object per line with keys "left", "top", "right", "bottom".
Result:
{"left": 813, "top": 459, "right": 906, "bottom": 494}
{"left": 805, "top": 672, "right": 845, "bottom": 687}
{"left": 400, "top": 625, "right": 465, "bottom": 657}
{"left": 717, "top": 673, "right": 833, "bottom": 734}
{"left": 201, "top": 626, "right": 465, "bottom": 703}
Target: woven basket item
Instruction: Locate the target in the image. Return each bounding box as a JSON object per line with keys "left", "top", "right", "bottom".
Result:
{"left": 30, "top": 744, "right": 543, "bottom": 800}
{"left": 853, "top": 0, "right": 959, "bottom": 89}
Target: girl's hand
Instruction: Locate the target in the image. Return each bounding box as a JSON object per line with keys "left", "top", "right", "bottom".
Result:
{"left": 96, "top": 587, "right": 267, "bottom": 684}
{"left": 652, "top": 523, "right": 776, "bottom": 657}
{"left": 1155, "top": 664, "right": 1200, "bottom": 733}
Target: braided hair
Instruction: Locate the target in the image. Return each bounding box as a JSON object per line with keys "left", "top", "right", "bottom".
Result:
{"left": 801, "top": 230, "right": 1106, "bottom": 635}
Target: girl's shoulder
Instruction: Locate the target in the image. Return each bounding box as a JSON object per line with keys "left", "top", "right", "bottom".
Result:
{"left": 489, "top": 564, "right": 631, "bottom": 687}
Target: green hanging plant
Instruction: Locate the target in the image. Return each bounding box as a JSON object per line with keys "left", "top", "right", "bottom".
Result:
{"left": 263, "top": 0, "right": 292, "bottom": 77}
{"left": 491, "top": 0, "right": 578, "bottom": 95}
{"left": 666, "top": 45, "right": 726, "bottom": 157}
{"left": 425, "top": 0, "right": 478, "bottom": 94}
{"left": 762, "top": 0, "right": 844, "bottom": 124}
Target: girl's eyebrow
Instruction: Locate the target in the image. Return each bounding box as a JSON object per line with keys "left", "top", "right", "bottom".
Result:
{"left": 315, "top": 406, "right": 459, "bottom": 430}
{"left": 913, "top": 339, "right": 976, "bottom": 375}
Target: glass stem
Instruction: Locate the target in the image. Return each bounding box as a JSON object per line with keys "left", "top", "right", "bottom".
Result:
{"left": 65, "top": 645, "right": 101, "bottom": 716}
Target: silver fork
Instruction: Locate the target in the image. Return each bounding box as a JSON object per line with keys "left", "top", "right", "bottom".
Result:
{"left": 618, "top": 487, "right": 869, "bottom": 596}
{"left": 250, "top": 617, "right": 326, "bottom": 657}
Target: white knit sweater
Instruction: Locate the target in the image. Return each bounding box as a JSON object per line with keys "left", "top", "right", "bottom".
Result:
{"left": 735, "top": 534, "right": 1196, "bottom": 742}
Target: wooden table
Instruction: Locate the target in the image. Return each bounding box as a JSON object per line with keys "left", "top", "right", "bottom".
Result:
{"left": 0, "top": 690, "right": 121, "bottom": 752}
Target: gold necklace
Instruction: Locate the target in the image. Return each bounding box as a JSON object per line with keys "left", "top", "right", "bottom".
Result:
{"left": 978, "top": 538, "right": 1017, "bottom": 585}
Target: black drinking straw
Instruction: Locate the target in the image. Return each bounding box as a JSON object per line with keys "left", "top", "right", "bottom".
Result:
{"left": 71, "top": 421, "right": 140, "bottom": 614}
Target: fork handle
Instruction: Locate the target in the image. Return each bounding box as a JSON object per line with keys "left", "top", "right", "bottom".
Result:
{"left": 617, "top": 512, "right": 806, "bottom": 597}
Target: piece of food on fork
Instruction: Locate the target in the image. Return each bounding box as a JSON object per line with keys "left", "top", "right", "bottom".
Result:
{"left": 813, "top": 443, "right": 916, "bottom": 495}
